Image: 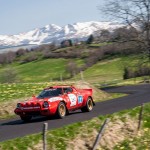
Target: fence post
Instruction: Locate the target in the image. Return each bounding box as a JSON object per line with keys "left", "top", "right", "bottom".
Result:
{"left": 137, "top": 103, "right": 144, "bottom": 131}
{"left": 60, "top": 73, "right": 63, "bottom": 82}
{"left": 43, "top": 123, "right": 48, "bottom": 150}
{"left": 80, "top": 71, "right": 84, "bottom": 81}
{"left": 92, "top": 118, "right": 110, "bottom": 150}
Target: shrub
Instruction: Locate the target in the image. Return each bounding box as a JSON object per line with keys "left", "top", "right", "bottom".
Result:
{"left": 0, "top": 68, "right": 19, "bottom": 83}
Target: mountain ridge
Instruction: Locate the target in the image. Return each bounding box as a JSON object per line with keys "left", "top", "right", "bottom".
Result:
{"left": 0, "top": 21, "right": 124, "bottom": 49}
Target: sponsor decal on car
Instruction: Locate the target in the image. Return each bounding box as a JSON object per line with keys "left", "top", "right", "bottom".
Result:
{"left": 78, "top": 95, "right": 83, "bottom": 104}
{"left": 48, "top": 97, "right": 63, "bottom": 102}
{"left": 68, "top": 94, "right": 77, "bottom": 106}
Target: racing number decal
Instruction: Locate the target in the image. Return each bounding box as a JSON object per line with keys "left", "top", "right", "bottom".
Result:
{"left": 68, "top": 94, "right": 77, "bottom": 106}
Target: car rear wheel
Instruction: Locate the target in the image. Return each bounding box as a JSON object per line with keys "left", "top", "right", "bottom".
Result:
{"left": 81, "top": 97, "right": 93, "bottom": 112}
{"left": 57, "top": 102, "right": 66, "bottom": 119}
{"left": 20, "top": 115, "right": 32, "bottom": 122}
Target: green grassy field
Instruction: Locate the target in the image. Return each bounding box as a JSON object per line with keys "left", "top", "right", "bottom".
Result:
{"left": 0, "top": 58, "right": 69, "bottom": 82}
{"left": 0, "top": 83, "right": 49, "bottom": 103}
{"left": 0, "top": 53, "right": 146, "bottom": 84}
{"left": 73, "top": 55, "right": 145, "bottom": 84}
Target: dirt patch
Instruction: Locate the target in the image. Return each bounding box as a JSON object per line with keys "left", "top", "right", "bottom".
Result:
{"left": 99, "top": 58, "right": 121, "bottom": 65}
{"left": 28, "top": 140, "right": 43, "bottom": 150}
{"left": 0, "top": 100, "right": 18, "bottom": 117}
{"left": 100, "top": 117, "right": 139, "bottom": 149}
{"left": 66, "top": 116, "right": 142, "bottom": 150}
{"left": 0, "top": 97, "right": 28, "bottom": 119}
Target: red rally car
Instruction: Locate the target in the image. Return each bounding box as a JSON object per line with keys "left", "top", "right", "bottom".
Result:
{"left": 14, "top": 85, "right": 95, "bottom": 121}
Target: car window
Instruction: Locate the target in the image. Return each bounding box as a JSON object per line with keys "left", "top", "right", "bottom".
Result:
{"left": 37, "top": 88, "right": 62, "bottom": 98}
{"left": 63, "top": 87, "right": 73, "bottom": 93}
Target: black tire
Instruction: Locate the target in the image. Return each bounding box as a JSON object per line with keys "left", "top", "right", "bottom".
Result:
{"left": 20, "top": 115, "right": 32, "bottom": 122}
{"left": 81, "top": 97, "right": 93, "bottom": 112}
{"left": 57, "top": 102, "right": 66, "bottom": 119}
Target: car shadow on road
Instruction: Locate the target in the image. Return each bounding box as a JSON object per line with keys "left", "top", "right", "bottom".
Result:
{"left": 1, "top": 116, "right": 56, "bottom": 126}
{"left": 1, "top": 110, "right": 84, "bottom": 126}
{"left": 1, "top": 119, "right": 24, "bottom": 126}
{"left": 68, "top": 111, "right": 82, "bottom": 115}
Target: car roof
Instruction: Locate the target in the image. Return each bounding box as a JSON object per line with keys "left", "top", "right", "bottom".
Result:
{"left": 44, "top": 85, "right": 73, "bottom": 89}
{"left": 52, "top": 85, "right": 73, "bottom": 88}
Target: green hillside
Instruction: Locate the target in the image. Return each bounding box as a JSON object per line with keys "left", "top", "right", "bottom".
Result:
{"left": 0, "top": 54, "right": 146, "bottom": 83}
{"left": 73, "top": 55, "right": 144, "bottom": 84}
{"left": 0, "top": 58, "right": 69, "bottom": 82}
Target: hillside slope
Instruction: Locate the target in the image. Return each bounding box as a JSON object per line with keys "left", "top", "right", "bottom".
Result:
{"left": 73, "top": 55, "right": 144, "bottom": 84}
{"left": 0, "top": 55, "right": 144, "bottom": 83}
{"left": 0, "top": 58, "right": 69, "bottom": 82}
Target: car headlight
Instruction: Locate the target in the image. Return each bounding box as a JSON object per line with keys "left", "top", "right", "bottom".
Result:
{"left": 17, "top": 103, "right": 21, "bottom": 108}
{"left": 43, "top": 101, "right": 49, "bottom": 108}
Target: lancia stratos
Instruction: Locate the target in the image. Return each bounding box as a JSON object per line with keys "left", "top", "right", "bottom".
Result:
{"left": 14, "top": 85, "right": 94, "bottom": 121}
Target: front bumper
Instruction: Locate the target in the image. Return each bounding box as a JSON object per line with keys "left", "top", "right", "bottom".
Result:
{"left": 14, "top": 107, "right": 51, "bottom": 116}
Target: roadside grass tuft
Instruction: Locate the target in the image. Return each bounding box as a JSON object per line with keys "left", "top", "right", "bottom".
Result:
{"left": 0, "top": 133, "right": 41, "bottom": 150}
{"left": 143, "top": 104, "right": 150, "bottom": 128}
{"left": 47, "top": 122, "right": 82, "bottom": 150}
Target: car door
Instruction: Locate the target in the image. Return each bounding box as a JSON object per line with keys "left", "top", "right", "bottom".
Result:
{"left": 64, "top": 87, "right": 78, "bottom": 109}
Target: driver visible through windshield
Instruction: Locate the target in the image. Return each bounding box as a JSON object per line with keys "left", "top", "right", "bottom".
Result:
{"left": 37, "top": 88, "right": 62, "bottom": 98}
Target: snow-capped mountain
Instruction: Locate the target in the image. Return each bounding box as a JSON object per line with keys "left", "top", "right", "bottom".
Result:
{"left": 0, "top": 21, "right": 124, "bottom": 49}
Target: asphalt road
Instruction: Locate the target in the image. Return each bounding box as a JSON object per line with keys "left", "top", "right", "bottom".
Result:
{"left": 0, "top": 84, "right": 150, "bottom": 142}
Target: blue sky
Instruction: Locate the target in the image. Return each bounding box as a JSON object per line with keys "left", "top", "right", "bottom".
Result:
{"left": 0, "top": 0, "right": 106, "bottom": 35}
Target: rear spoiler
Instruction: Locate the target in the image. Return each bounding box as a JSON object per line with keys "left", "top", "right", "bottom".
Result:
{"left": 78, "top": 88, "right": 92, "bottom": 96}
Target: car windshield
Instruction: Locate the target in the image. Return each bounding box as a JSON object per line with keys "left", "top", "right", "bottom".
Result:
{"left": 37, "top": 88, "right": 62, "bottom": 98}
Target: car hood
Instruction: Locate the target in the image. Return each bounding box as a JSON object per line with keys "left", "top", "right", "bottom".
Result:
{"left": 20, "top": 96, "right": 63, "bottom": 105}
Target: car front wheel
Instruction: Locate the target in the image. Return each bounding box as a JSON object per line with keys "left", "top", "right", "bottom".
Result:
{"left": 57, "top": 102, "right": 66, "bottom": 119}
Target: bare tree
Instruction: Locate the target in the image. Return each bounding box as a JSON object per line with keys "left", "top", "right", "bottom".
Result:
{"left": 0, "top": 54, "right": 6, "bottom": 64}
{"left": 94, "top": 29, "right": 111, "bottom": 42}
{"left": 6, "top": 51, "right": 16, "bottom": 63}
{"left": 0, "top": 68, "right": 19, "bottom": 83}
{"left": 0, "top": 51, "right": 16, "bottom": 64}
{"left": 112, "top": 27, "right": 138, "bottom": 42}
{"left": 66, "top": 61, "right": 78, "bottom": 77}
{"left": 16, "top": 48, "right": 27, "bottom": 57}
{"left": 99, "top": 0, "right": 150, "bottom": 81}
{"left": 100, "top": 0, "right": 150, "bottom": 61}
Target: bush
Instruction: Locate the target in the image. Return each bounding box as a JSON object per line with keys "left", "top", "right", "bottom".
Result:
{"left": 20, "top": 52, "right": 38, "bottom": 63}
{"left": 123, "top": 67, "right": 134, "bottom": 79}
{"left": 0, "top": 51, "right": 16, "bottom": 64}
{"left": 123, "top": 65, "right": 150, "bottom": 80}
{"left": 0, "top": 68, "right": 19, "bottom": 83}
